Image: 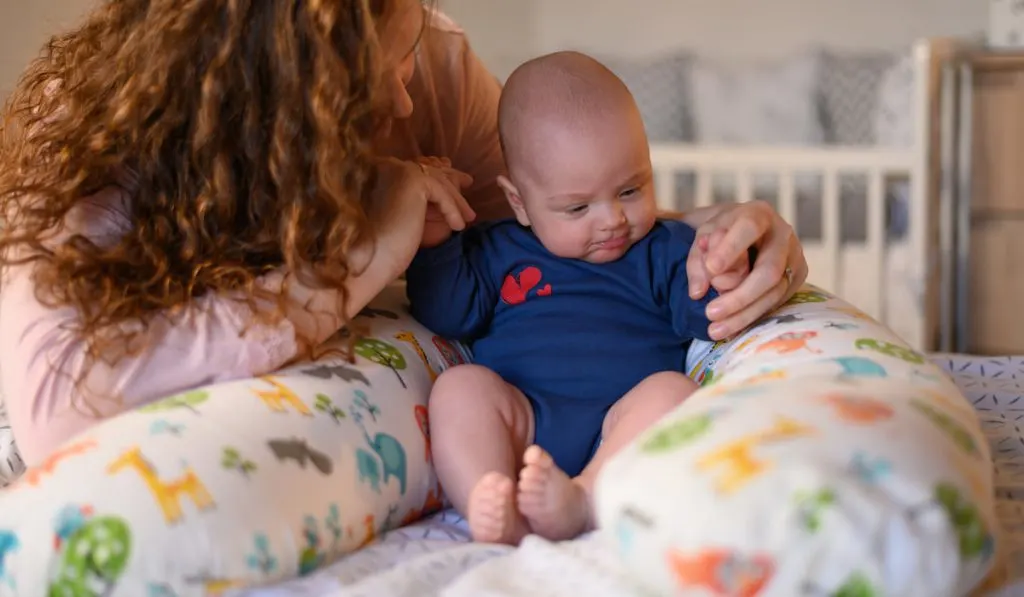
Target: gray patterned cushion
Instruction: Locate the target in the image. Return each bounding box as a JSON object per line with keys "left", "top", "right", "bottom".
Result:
{"left": 604, "top": 52, "right": 693, "bottom": 143}
{"left": 819, "top": 50, "right": 897, "bottom": 145}
{"left": 989, "top": 0, "right": 1024, "bottom": 48}
{"left": 688, "top": 50, "right": 824, "bottom": 147}
{"left": 874, "top": 51, "right": 915, "bottom": 148}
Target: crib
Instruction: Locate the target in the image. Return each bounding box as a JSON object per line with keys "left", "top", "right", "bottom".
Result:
{"left": 636, "top": 38, "right": 955, "bottom": 353}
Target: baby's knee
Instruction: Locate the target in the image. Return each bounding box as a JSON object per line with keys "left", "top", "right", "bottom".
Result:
{"left": 432, "top": 364, "right": 502, "bottom": 393}
{"left": 429, "top": 365, "right": 506, "bottom": 416}
{"left": 639, "top": 371, "right": 699, "bottom": 401}
{"left": 629, "top": 371, "right": 698, "bottom": 415}
{"left": 603, "top": 371, "right": 696, "bottom": 434}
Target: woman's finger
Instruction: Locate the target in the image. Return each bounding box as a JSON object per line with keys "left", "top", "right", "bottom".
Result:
{"left": 416, "top": 162, "right": 476, "bottom": 222}
{"left": 436, "top": 173, "right": 476, "bottom": 223}
{"left": 422, "top": 179, "right": 466, "bottom": 232}
{"left": 709, "top": 270, "right": 745, "bottom": 293}
{"left": 428, "top": 177, "right": 472, "bottom": 231}
{"left": 420, "top": 158, "right": 474, "bottom": 190}
{"left": 707, "top": 277, "right": 789, "bottom": 340}
{"left": 686, "top": 240, "right": 712, "bottom": 299}
{"left": 704, "top": 215, "right": 768, "bottom": 275}
{"left": 705, "top": 228, "right": 788, "bottom": 321}
{"left": 439, "top": 166, "right": 474, "bottom": 189}
{"left": 417, "top": 156, "right": 447, "bottom": 168}
{"left": 784, "top": 234, "right": 808, "bottom": 296}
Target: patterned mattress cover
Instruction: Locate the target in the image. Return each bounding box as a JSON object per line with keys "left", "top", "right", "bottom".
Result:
{"left": 933, "top": 354, "right": 1024, "bottom": 594}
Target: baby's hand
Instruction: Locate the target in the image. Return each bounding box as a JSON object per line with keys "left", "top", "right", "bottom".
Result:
{"left": 416, "top": 156, "right": 474, "bottom": 248}
{"left": 700, "top": 229, "right": 751, "bottom": 293}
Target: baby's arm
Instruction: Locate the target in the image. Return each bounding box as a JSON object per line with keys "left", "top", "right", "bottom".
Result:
{"left": 405, "top": 227, "right": 498, "bottom": 341}
{"left": 654, "top": 221, "right": 745, "bottom": 341}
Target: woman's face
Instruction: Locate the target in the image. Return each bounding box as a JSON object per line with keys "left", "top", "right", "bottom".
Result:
{"left": 376, "top": 0, "right": 424, "bottom": 123}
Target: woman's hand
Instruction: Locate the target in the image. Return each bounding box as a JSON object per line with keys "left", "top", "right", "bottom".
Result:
{"left": 414, "top": 156, "right": 476, "bottom": 248}
{"left": 362, "top": 157, "right": 476, "bottom": 282}
{"left": 697, "top": 228, "right": 751, "bottom": 293}
{"left": 686, "top": 200, "right": 808, "bottom": 340}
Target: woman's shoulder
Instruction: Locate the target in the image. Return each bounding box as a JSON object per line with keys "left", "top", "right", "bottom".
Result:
{"left": 413, "top": 9, "right": 475, "bottom": 86}
{"left": 53, "top": 184, "right": 133, "bottom": 249}
{"left": 425, "top": 8, "right": 466, "bottom": 38}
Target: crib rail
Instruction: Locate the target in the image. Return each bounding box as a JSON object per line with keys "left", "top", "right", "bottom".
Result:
{"left": 647, "top": 143, "right": 925, "bottom": 349}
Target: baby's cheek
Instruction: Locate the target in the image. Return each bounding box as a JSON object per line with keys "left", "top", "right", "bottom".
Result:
{"left": 535, "top": 226, "right": 585, "bottom": 259}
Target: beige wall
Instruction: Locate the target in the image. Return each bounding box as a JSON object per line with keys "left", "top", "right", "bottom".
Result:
{"left": 0, "top": 0, "right": 990, "bottom": 96}
{"left": 441, "top": 0, "right": 988, "bottom": 80}
{"left": 0, "top": 0, "right": 95, "bottom": 98}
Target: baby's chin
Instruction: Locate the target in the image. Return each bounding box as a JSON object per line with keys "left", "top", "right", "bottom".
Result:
{"left": 580, "top": 243, "right": 632, "bottom": 264}
{"left": 552, "top": 240, "right": 634, "bottom": 264}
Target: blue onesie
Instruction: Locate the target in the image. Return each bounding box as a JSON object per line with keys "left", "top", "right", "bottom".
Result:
{"left": 406, "top": 219, "right": 717, "bottom": 477}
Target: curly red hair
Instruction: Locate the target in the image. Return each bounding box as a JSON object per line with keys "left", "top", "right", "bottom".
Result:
{"left": 0, "top": 0, "right": 429, "bottom": 398}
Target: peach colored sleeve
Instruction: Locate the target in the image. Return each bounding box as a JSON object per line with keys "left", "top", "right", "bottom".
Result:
{"left": 0, "top": 190, "right": 349, "bottom": 465}
{"left": 413, "top": 13, "right": 511, "bottom": 222}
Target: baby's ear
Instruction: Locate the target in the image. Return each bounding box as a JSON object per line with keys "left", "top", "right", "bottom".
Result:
{"left": 497, "top": 175, "right": 531, "bottom": 227}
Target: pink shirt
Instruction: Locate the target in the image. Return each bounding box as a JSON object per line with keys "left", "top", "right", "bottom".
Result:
{"left": 0, "top": 12, "right": 508, "bottom": 465}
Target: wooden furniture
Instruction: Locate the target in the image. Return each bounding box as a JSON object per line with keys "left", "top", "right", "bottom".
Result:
{"left": 944, "top": 48, "right": 1024, "bottom": 354}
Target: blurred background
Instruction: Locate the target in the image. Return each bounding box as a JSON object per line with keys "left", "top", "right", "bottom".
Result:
{"left": 437, "top": 0, "right": 987, "bottom": 81}
{"left": 0, "top": 0, "right": 993, "bottom": 96}
{"left": 0, "top": 0, "right": 1021, "bottom": 354}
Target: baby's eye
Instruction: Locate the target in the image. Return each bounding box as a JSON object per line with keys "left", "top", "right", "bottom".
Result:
{"left": 619, "top": 187, "right": 640, "bottom": 198}
{"left": 567, "top": 204, "right": 588, "bottom": 214}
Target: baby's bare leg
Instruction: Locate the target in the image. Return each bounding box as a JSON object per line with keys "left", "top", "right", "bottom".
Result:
{"left": 429, "top": 364, "right": 535, "bottom": 545}
{"left": 519, "top": 371, "right": 697, "bottom": 539}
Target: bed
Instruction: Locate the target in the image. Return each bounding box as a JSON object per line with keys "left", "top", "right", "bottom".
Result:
{"left": 224, "top": 354, "right": 1024, "bottom": 597}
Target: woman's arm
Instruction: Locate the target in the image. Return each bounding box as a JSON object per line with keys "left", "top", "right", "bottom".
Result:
{"left": 0, "top": 193, "right": 396, "bottom": 465}
{"left": 0, "top": 251, "right": 395, "bottom": 465}
{"left": 2, "top": 159, "right": 471, "bottom": 465}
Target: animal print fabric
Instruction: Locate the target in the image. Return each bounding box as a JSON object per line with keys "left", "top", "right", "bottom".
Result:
{"left": 597, "top": 286, "right": 997, "bottom": 597}
{"left": 0, "top": 284, "right": 467, "bottom": 596}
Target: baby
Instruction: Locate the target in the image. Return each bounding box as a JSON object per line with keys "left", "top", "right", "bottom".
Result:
{"left": 405, "top": 51, "right": 749, "bottom": 545}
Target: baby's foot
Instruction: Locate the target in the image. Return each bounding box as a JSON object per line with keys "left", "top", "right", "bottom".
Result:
{"left": 467, "top": 472, "right": 530, "bottom": 545}
{"left": 517, "top": 445, "right": 590, "bottom": 541}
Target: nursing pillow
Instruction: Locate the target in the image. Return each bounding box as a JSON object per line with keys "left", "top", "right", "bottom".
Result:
{"left": 0, "top": 284, "right": 465, "bottom": 595}
{"left": 0, "top": 283, "right": 997, "bottom": 596}
{"left": 596, "top": 286, "right": 999, "bottom": 597}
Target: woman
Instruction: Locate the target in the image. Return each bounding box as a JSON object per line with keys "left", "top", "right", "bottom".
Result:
{"left": 0, "top": 0, "right": 806, "bottom": 465}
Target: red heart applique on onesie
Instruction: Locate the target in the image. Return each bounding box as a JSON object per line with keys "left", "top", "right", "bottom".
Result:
{"left": 500, "top": 266, "right": 544, "bottom": 305}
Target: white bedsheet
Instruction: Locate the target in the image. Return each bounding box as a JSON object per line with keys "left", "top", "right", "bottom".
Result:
{"left": 237, "top": 354, "right": 1024, "bottom": 597}
{"left": 235, "top": 510, "right": 650, "bottom": 597}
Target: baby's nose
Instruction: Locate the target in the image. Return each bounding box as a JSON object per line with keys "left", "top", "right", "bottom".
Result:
{"left": 602, "top": 204, "right": 627, "bottom": 228}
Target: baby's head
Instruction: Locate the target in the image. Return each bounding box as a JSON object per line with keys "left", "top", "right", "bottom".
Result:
{"left": 497, "top": 51, "right": 657, "bottom": 263}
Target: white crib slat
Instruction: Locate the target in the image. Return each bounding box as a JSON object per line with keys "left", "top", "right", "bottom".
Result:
{"left": 655, "top": 168, "right": 676, "bottom": 212}
{"left": 695, "top": 170, "right": 713, "bottom": 208}
{"left": 867, "top": 170, "right": 886, "bottom": 322}
{"left": 737, "top": 170, "right": 754, "bottom": 204}
{"left": 644, "top": 139, "right": 932, "bottom": 352}
{"left": 778, "top": 171, "right": 796, "bottom": 228}
{"left": 822, "top": 170, "right": 841, "bottom": 295}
